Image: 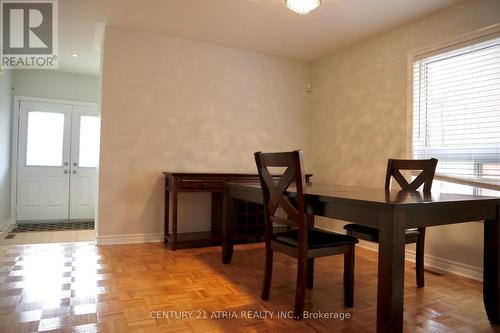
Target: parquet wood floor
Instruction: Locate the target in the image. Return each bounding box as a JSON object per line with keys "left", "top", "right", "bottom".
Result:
{"left": 0, "top": 242, "right": 498, "bottom": 333}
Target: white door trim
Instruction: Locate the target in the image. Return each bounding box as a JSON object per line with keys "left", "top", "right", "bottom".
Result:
{"left": 10, "top": 96, "right": 99, "bottom": 225}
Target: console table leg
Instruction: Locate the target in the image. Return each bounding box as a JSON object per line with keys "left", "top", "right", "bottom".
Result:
{"left": 171, "top": 183, "right": 178, "bottom": 251}
{"left": 164, "top": 187, "right": 170, "bottom": 246}
{"left": 222, "top": 189, "right": 235, "bottom": 264}
{"left": 211, "top": 192, "right": 223, "bottom": 235}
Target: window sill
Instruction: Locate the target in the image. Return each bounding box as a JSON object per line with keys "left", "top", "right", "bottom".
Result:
{"left": 434, "top": 174, "right": 500, "bottom": 192}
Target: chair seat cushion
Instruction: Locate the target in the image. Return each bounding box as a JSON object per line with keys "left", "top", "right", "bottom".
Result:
{"left": 343, "top": 224, "right": 420, "bottom": 243}
{"left": 273, "top": 229, "right": 358, "bottom": 249}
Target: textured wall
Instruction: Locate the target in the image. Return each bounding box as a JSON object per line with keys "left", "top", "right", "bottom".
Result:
{"left": 98, "top": 27, "right": 310, "bottom": 237}
{"left": 13, "top": 70, "right": 99, "bottom": 102}
{"left": 310, "top": 0, "right": 500, "bottom": 270}
{"left": 0, "top": 70, "right": 12, "bottom": 227}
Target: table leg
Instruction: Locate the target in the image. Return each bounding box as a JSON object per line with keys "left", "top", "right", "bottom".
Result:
{"left": 377, "top": 210, "right": 406, "bottom": 333}
{"left": 164, "top": 187, "right": 170, "bottom": 246}
{"left": 211, "top": 192, "right": 223, "bottom": 234}
{"left": 222, "top": 188, "right": 235, "bottom": 264}
{"left": 171, "top": 184, "right": 178, "bottom": 251}
{"left": 484, "top": 205, "right": 500, "bottom": 323}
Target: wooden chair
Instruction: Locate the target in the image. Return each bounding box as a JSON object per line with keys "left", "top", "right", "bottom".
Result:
{"left": 255, "top": 150, "right": 358, "bottom": 320}
{"left": 344, "top": 158, "right": 438, "bottom": 288}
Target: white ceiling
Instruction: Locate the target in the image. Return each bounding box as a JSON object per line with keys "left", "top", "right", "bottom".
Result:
{"left": 58, "top": 0, "right": 461, "bottom": 76}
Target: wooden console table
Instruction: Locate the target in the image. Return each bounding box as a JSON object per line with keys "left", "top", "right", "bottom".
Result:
{"left": 163, "top": 172, "right": 311, "bottom": 250}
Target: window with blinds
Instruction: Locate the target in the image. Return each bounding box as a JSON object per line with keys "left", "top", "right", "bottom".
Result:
{"left": 412, "top": 35, "right": 500, "bottom": 184}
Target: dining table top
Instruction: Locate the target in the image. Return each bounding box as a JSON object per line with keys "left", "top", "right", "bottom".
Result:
{"left": 226, "top": 181, "right": 500, "bottom": 207}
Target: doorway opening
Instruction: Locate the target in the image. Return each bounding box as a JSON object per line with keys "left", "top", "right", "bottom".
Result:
{"left": 2, "top": 97, "right": 100, "bottom": 245}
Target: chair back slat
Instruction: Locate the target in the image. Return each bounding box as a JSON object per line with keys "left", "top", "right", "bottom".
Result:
{"left": 255, "top": 150, "right": 307, "bottom": 236}
{"left": 385, "top": 158, "right": 438, "bottom": 193}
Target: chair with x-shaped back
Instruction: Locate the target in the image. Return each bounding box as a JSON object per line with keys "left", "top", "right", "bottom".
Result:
{"left": 255, "top": 150, "right": 358, "bottom": 320}
{"left": 344, "top": 158, "right": 438, "bottom": 288}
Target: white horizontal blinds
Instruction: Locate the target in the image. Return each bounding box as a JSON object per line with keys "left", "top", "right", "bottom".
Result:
{"left": 412, "top": 35, "right": 500, "bottom": 183}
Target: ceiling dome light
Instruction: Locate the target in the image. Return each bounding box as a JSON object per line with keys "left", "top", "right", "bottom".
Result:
{"left": 284, "top": 0, "right": 323, "bottom": 15}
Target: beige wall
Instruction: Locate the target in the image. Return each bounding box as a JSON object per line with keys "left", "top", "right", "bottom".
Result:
{"left": 0, "top": 70, "right": 12, "bottom": 227}
{"left": 98, "top": 27, "right": 310, "bottom": 237}
{"left": 13, "top": 70, "right": 99, "bottom": 102}
{"left": 310, "top": 0, "right": 500, "bottom": 272}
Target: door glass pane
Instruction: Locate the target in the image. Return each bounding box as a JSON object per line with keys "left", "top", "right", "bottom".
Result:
{"left": 26, "top": 112, "right": 65, "bottom": 166}
{"left": 79, "top": 115, "right": 100, "bottom": 168}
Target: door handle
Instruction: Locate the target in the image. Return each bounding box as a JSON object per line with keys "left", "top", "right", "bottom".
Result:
{"left": 72, "top": 170, "right": 77, "bottom": 174}
{"left": 64, "top": 170, "right": 69, "bottom": 174}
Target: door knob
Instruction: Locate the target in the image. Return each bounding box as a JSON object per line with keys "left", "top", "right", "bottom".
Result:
{"left": 64, "top": 170, "right": 69, "bottom": 174}
{"left": 72, "top": 170, "right": 77, "bottom": 174}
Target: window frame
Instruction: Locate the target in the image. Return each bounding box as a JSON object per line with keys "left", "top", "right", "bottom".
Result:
{"left": 406, "top": 23, "right": 500, "bottom": 190}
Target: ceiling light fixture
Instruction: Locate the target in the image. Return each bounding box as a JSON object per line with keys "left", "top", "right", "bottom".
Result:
{"left": 71, "top": 53, "right": 79, "bottom": 58}
{"left": 284, "top": 0, "right": 323, "bottom": 15}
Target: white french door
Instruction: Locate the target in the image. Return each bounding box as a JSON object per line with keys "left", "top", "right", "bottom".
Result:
{"left": 70, "top": 106, "right": 100, "bottom": 220}
{"left": 17, "top": 102, "right": 72, "bottom": 221}
{"left": 16, "top": 101, "right": 99, "bottom": 222}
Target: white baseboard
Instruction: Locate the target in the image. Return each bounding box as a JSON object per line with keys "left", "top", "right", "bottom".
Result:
{"left": 96, "top": 231, "right": 483, "bottom": 281}
{"left": 357, "top": 240, "right": 378, "bottom": 252}
{"left": 357, "top": 240, "right": 483, "bottom": 282}
{"left": 96, "top": 233, "right": 163, "bottom": 245}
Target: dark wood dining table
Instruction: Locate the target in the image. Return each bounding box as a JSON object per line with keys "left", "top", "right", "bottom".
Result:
{"left": 221, "top": 181, "right": 500, "bottom": 333}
